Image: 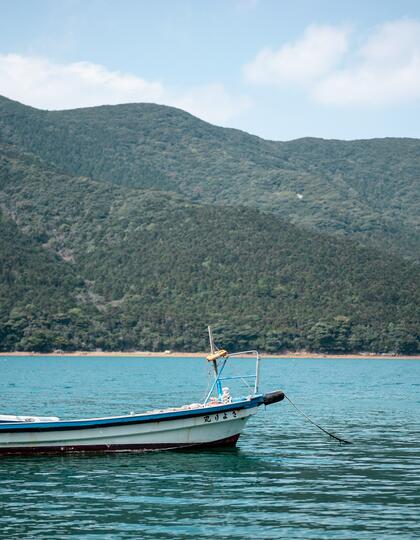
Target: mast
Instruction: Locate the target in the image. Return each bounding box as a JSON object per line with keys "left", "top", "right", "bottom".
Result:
{"left": 207, "top": 325, "right": 218, "bottom": 376}
{"left": 206, "top": 326, "right": 229, "bottom": 401}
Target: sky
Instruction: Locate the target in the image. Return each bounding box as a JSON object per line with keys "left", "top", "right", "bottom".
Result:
{"left": 1, "top": 0, "right": 420, "bottom": 140}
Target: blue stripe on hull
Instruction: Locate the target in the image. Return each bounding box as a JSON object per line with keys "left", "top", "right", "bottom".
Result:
{"left": 0, "top": 396, "right": 263, "bottom": 433}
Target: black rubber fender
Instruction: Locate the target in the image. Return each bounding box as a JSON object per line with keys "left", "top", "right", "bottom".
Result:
{"left": 263, "top": 390, "right": 285, "bottom": 406}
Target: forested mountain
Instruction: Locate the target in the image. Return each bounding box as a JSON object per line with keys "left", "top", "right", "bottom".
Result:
{"left": 0, "top": 137, "right": 419, "bottom": 354}
{"left": 0, "top": 95, "right": 419, "bottom": 258}
{"left": 0, "top": 210, "right": 100, "bottom": 352}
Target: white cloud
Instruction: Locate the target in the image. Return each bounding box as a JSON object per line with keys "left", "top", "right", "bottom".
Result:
{"left": 0, "top": 53, "right": 249, "bottom": 125}
{"left": 0, "top": 54, "right": 165, "bottom": 108}
{"left": 234, "top": 0, "right": 259, "bottom": 14}
{"left": 244, "top": 19, "right": 420, "bottom": 107}
{"left": 314, "top": 19, "right": 420, "bottom": 106}
{"left": 244, "top": 25, "right": 349, "bottom": 85}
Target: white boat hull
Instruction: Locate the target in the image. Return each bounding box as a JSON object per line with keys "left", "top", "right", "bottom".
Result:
{"left": 0, "top": 400, "right": 261, "bottom": 454}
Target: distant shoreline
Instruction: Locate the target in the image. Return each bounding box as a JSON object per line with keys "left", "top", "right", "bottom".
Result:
{"left": 1, "top": 351, "right": 419, "bottom": 360}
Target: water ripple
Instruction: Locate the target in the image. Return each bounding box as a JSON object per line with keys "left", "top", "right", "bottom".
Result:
{"left": 0, "top": 356, "right": 419, "bottom": 539}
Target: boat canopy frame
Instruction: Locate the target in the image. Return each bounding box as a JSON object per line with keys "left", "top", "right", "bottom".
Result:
{"left": 204, "top": 328, "right": 261, "bottom": 406}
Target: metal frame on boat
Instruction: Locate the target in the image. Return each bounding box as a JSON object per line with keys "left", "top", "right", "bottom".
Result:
{"left": 0, "top": 327, "right": 284, "bottom": 455}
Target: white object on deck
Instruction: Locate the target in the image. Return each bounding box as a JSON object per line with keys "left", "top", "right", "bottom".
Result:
{"left": 0, "top": 414, "right": 60, "bottom": 423}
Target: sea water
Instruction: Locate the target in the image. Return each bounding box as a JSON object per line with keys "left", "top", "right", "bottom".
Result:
{"left": 0, "top": 356, "right": 419, "bottom": 539}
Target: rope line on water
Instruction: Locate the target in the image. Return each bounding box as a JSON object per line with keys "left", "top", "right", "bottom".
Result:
{"left": 283, "top": 393, "right": 352, "bottom": 445}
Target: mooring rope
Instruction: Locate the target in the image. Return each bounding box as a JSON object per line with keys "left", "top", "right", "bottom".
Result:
{"left": 283, "top": 393, "right": 352, "bottom": 445}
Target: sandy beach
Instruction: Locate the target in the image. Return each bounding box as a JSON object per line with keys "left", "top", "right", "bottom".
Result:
{"left": 1, "top": 351, "right": 419, "bottom": 360}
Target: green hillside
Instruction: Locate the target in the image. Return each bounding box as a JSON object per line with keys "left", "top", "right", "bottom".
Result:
{"left": 0, "top": 141, "right": 418, "bottom": 354}
{"left": 0, "top": 210, "right": 101, "bottom": 352}
{"left": 1, "top": 95, "right": 419, "bottom": 258}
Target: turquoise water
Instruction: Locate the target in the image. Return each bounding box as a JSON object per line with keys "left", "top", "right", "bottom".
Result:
{"left": 0, "top": 356, "right": 419, "bottom": 539}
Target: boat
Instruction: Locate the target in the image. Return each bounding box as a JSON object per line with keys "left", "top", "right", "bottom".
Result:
{"left": 0, "top": 327, "right": 284, "bottom": 455}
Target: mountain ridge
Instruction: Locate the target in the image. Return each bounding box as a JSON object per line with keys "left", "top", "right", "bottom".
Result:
{"left": 0, "top": 95, "right": 418, "bottom": 259}
{"left": 0, "top": 137, "right": 418, "bottom": 354}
